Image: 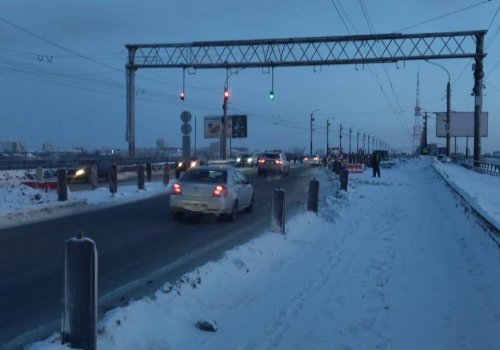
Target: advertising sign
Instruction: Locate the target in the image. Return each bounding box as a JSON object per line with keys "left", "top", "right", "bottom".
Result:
{"left": 204, "top": 116, "right": 232, "bottom": 138}
{"left": 435, "top": 112, "right": 488, "bottom": 137}
{"left": 204, "top": 115, "right": 248, "bottom": 139}
{"left": 232, "top": 115, "right": 248, "bottom": 138}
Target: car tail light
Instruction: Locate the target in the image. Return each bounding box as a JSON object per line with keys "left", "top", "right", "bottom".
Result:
{"left": 258, "top": 158, "right": 265, "bottom": 163}
{"left": 304, "top": 157, "right": 309, "bottom": 161}
{"left": 275, "top": 159, "right": 283, "bottom": 164}
{"left": 172, "top": 183, "right": 182, "bottom": 195}
{"left": 213, "top": 185, "right": 228, "bottom": 197}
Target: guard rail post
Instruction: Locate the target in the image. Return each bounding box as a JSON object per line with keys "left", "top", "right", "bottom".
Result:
{"left": 57, "top": 169, "right": 68, "bottom": 201}
{"left": 62, "top": 231, "right": 97, "bottom": 350}
{"left": 163, "top": 163, "right": 170, "bottom": 186}
{"left": 36, "top": 166, "right": 43, "bottom": 182}
{"left": 270, "top": 188, "right": 286, "bottom": 234}
{"left": 137, "top": 164, "right": 145, "bottom": 190}
{"left": 109, "top": 164, "right": 118, "bottom": 196}
{"left": 307, "top": 178, "right": 319, "bottom": 213}
{"left": 340, "top": 166, "right": 349, "bottom": 191}
{"left": 146, "top": 162, "right": 152, "bottom": 182}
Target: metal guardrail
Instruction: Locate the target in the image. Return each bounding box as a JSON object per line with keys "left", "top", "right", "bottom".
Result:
{"left": 460, "top": 159, "right": 500, "bottom": 177}
{"left": 0, "top": 157, "right": 174, "bottom": 171}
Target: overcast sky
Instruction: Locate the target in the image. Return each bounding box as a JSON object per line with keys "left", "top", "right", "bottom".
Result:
{"left": 1, "top": 0, "right": 499, "bottom": 154}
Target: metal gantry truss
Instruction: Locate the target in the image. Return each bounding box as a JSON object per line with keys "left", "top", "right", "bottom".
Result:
{"left": 125, "top": 30, "right": 486, "bottom": 160}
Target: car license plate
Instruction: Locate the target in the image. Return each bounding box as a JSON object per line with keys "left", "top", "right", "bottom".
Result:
{"left": 186, "top": 203, "right": 207, "bottom": 211}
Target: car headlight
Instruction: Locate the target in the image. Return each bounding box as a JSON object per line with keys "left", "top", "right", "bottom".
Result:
{"left": 178, "top": 162, "right": 183, "bottom": 168}
{"left": 237, "top": 158, "right": 241, "bottom": 162}
{"left": 190, "top": 161, "right": 197, "bottom": 168}
{"left": 76, "top": 169, "right": 85, "bottom": 176}
{"left": 247, "top": 157, "right": 252, "bottom": 162}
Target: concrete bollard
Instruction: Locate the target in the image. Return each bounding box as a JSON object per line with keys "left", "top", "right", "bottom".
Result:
{"left": 334, "top": 161, "right": 342, "bottom": 175}
{"left": 109, "top": 164, "right": 117, "bottom": 195}
{"left": 58, "top": 169, "right": 68, "bottom": 201}
{"left": 146, "top": 162, "right": 152, "bottom": 182}
{"left": 270, "top": 188, "right": 286, "bottom": 234}
{"left": 62, "top": 231, "right": 97, "bottom": 350}
{"left": 163, "top": 163, "right": 170, "bottom": 186}
{"left": 340, "top": 167, "right": 349, "bottom": 191}
{"left": 137, "top": 164, "right": 145, "bottom": 190}
{"left": 90, "top": 164, "right": 98, "bottom": 190}
{"left": 36, "top": 166, "right": 43, "bottom": 182}
{"left": 307, "top": 178, "right": 319, "bottom": 213}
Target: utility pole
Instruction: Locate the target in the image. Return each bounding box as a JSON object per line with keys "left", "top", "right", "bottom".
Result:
{"left": 368, "top": 135, "right": 370, "bottom": 153}
{"left": 473, "top": 33, "right": 485, "bottom": 167}
{"left": 446, "top": 81, "right": 451, "bottom": 157}
{"left": 423, "top": 111, "right": 428, "bottom": 153}
{"left": 339, "top": 123, "right": 344, "bottom": 149}
{"left": 363, "top": 133, "right": 366, "bottom": 153}
{"left": 349, "top": 127, "right": 352, "bottom": 155}
{"left": 326, "top": 119, "right": 331, "bottom": 152}
{"left": 222, "top": 88, "right": 229, "bottom": 159}
{"left": 194, "top": 116, "right": 197, "bottom": 156}
{"left": 310, "top": 109, "right": 319, "bottom": 154}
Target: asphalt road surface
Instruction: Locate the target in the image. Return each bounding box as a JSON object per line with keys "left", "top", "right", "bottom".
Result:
{"left": 0, "top": 165, "right": 319, "bottom": 349}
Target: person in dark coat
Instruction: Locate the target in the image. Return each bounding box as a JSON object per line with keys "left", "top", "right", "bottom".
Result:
{"left": 371, "top": 151, "right": 381, "bottom": 177}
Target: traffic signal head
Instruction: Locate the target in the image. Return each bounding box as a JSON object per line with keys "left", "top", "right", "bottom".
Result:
{"left": 180, "top": 91, "right": 185, "bottom": 101}
{"left": 223, "top": 89, "right": 229, "bottom": 100}
{"left": 269, "top": 91, "right": 274, "bottom": 100}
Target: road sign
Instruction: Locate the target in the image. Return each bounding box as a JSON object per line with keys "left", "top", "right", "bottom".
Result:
{"left": 232, "top": 115, "right": 247, "bottom": 138}
{"left": 181, "top": 123, "right": 192, "bottom": 135}
{"left": 180, "top": 111, "right": 192, "bottom": 123}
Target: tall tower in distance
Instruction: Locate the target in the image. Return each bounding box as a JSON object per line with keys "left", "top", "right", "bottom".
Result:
{"left": 413, "top": 71, "right": 422, "bottom": 154}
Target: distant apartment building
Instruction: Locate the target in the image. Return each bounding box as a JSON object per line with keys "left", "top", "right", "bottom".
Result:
{"left": 42, "top": 142, "right": 52, "bottom": 151}
{"left": 0, "top": 140, "right": 24, "bottom": 153}
{"left": 156, "top": 139, "right": 170, "bottom": 149}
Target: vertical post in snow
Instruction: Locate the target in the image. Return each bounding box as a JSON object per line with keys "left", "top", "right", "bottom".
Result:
{"left": 62, "top": 231, "right": 98, "bottom": 350}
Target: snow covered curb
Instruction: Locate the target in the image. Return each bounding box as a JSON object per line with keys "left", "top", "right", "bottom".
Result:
{"left": 432, "top": 161, "right": 500, "bottom": 238}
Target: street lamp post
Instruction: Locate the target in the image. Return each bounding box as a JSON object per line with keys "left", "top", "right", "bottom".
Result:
{"left": 363, "top": 133, "right": 366, "bottom": 153}
{"left": 349, "top": 127, "right": 353, "bottom": 155}
{"left": 339, "top": 123, "right": 345, "bottom": 149}
{"left": 367, "top": 135, "right": 370, "bottom": 153}
{"left": 357, "top": 129, "right": 362, "bottom": 162}
{"left": 310, "top": 109, "right": 319, "bottom": 154}
{"left": 426, "top": 60, "right": 451, "bottom": 157}
{"left": 326, "top": 119, "right": 331, "bottom": 153}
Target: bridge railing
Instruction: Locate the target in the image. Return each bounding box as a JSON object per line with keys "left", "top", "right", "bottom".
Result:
{"left": 460, "top": 159, "right": 500, "bottom": 177}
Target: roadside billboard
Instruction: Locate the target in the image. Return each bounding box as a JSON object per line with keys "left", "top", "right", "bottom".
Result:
{"left": 204, "top": 115, "right": 248, "bottom": 138}
{"left": 435, "top": 112, "right": 488, "bottom": 137}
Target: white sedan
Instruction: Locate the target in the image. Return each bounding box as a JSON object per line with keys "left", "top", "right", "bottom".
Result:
{"left": 169, "top": 166, "right": 254, "bottom": 221}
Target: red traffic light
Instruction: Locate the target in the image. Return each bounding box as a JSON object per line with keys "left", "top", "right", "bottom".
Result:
{"left": 180, "top": 91, "right": 185, "bottom": 101}
{"left": 223, "top": 89, "right": 229, "bottom": 100}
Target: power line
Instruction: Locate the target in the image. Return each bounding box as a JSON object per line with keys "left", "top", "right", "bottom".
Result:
{"left": 396, "top": 0, "right": 493, "bottom": 32}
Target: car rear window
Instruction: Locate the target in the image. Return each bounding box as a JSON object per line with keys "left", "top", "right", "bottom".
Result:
{"left": 263, "top": 153, "right": 279, "bottom": 159}
{"left": 182, "top": 169, "right": 227, "bottom": 183}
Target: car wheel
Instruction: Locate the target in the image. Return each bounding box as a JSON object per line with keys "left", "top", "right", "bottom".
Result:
{"left": 172, "top": 211, "right": 184, "bottom": 220}
{"left": 227, "top": 201, "right": 238, "bottom": 221}
{"left": 245, "top": 195, "right": 254, "bottom": 213}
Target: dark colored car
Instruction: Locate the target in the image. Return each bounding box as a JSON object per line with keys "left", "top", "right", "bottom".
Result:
{"left": 235, "top": 154, "right": 253, "bottom": 167}
{"left": 175, "top": 157, "right": 204, "bottom": 179}
{"left": 65, "top": 159, "right": 111, "bottom": 182}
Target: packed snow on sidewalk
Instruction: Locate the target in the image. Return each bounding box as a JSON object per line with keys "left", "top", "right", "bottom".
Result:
{"left": 17, "top": 158, "right": 500, "bottom": 349}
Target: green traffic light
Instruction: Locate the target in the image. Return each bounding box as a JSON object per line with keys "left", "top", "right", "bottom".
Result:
{"left": 270, "top": 91, "right": 274, "bottom": 100}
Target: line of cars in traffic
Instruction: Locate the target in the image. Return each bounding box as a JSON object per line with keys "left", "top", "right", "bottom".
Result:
{"left": 169, "top": 150, "right": 291, "bottom": 222}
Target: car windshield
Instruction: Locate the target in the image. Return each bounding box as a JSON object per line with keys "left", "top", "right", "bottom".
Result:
{"left": 181, "top": 169, "right": 227, "bottom": 183}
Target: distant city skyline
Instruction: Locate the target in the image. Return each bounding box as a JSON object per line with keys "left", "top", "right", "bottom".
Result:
{"left": 1, "top": 0, "right": 499, "bottom": 154}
